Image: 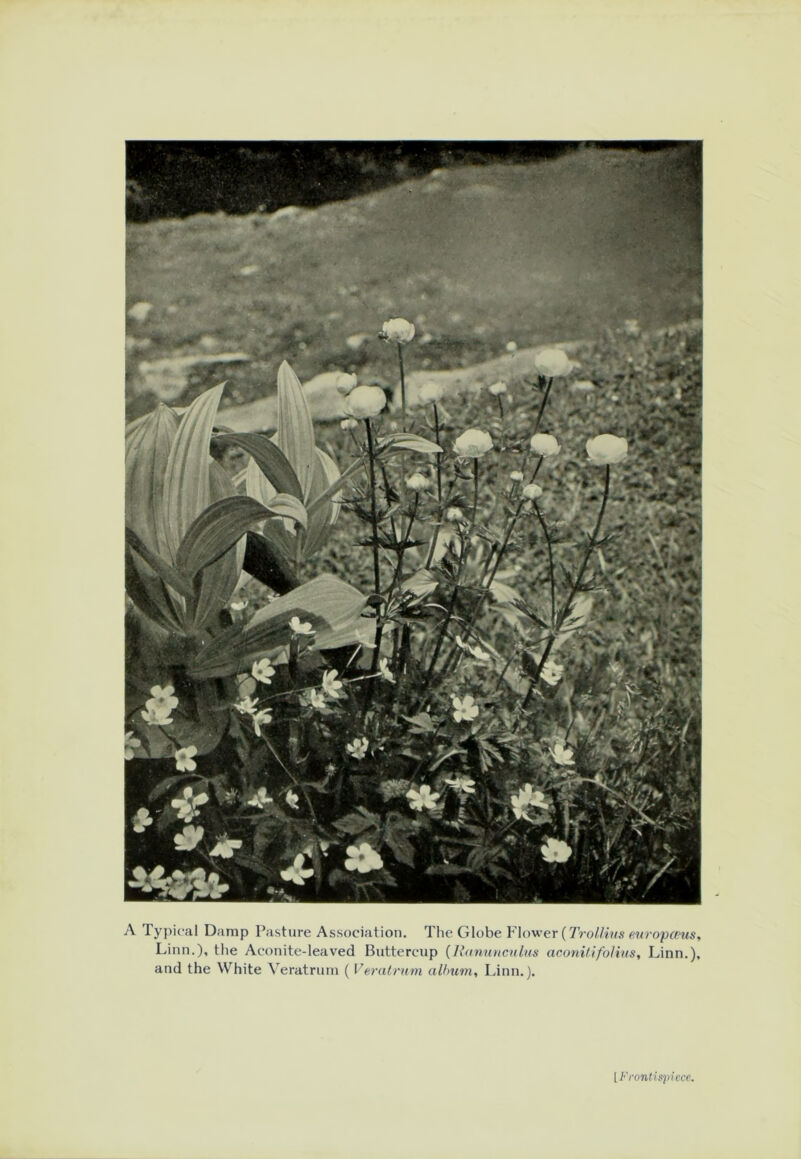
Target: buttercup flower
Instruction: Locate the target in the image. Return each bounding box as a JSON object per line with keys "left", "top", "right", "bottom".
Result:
{"left": 302, "top": 688, "right": 327, "bottom": 711}
{"left": 124, "top": 731, "right": 141, "bottom": 760}
{"left": 303, "top": 839, "right": 331, "bottom": 858}
{"left": 530, "top": 433, "right": 561, "bottom": 458}
{"left": 405, "top": 472, "right": 430, "bottom": 492}
{"left": 539, "top": 659, "right": 564, "bottom": 687}
{"left": 235, "top": 695, "right": 258, "bottom": 715}
{"left": 586, "top": 434, "right": 628, "bottom": 465}
{"left": 522, "top": 483, "right": 543, "bottom": 501}
{"left": 418, "top": 381, "right": 444, "bottom": 405}
{"left": 285, "top": 789, "right": 300, "bottom": 810}
{"left": 165, "top": 870, "right": 193, "bottom": 900}
{"left": 289, "top": 616, "right": 314, "bottom": 637}
{"left": 174, "top": 824, "right": 204, "bottom": 853}
{"left": 334, "top": 372, "right": 358, "bottom": 396}
{"left": 378, "top": 658, "right": 396, "bottom": 684}
{"left": 451, "top": 694, "right": 479, "bottom": 723}
{"left": 488, "top": 380, "right": 507, "bottom": 396}
{"left": 541, "top": 837, "right": 572, "bottom": 864}
{"left": 247, "top": 787, "right": 273, "bottom": 809}
{"left": 444, "top": 774, "right": 476, "bottom": 794}
{"left": 252, "top": 708, "right": 273, "bottom": 737}
{"left": 381, "top": 317, "right": 415, "bottom": 344}
{"left": 128, "top": 865, "right": 165, "bottom": 893}
{"left": 453, "top": 428, "right": 493, "bottom": 458}
{"left": 534, "top": 348, "right": 571, "bottom": 378}
{"left": 204, "top": 872, "right": 229, "bottom": 899}
{"left": 171, "top": 785, "right": 209, "bottom": 822}
{"left": 346, "top": 736, "right": 369, "bottom": 761}
{"left": 174, "top": 745, "right": 198, "bottom": 773}
{"left": 131, "top": 807, "right": 152, "bottom": 834}
{"left": 141, "top": 703, "right": 174, "bottom": 727}
{"left": 344, "top": 842, "right": 384, "bottom": 873}
{"left": 345, "top": 384, "right": 386, "bottom": 419}
{"left": 550, "top": 743, "right": 575, "bottom": 767}
{"left": 322, "top": 669, "right": 344, "bottom": 700}
{"left": 148, "top": 684, "right": 179, "bottom": 712}
{"left": 210, "top": 835, "right": 243, "bottom": 859}
{"left": 407, "top": 785, "right": 441, "bottom": 812}
{"left": 251, "top": 658, "right": 276, "bottom": 685}
{"left": 340, "top": 417, "right": 358, "bottom": 432}
{"left": 280, "top": 854, "right": 314, "bottom": 886}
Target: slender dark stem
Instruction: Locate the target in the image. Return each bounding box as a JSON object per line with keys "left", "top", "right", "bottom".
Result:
{"left": 364, "top": 418, "right": 381, "bottom": 597}
{"left": 433, "top": 404, "right": 443, "bottom": 508}
{"left": 532, "top": 376, "right": 553, "bottom": 436}
{"left": 533, "top": 500, "right": 556, "bottom": 626}
{"left": 398, "top": 345, "right": 407, "bottom": 425}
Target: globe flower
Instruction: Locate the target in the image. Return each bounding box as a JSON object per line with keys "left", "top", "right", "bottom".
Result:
{"left": 345, "top": 842, "right": 384, "bottom": 873}
{"left": 522, "top": 483, "right": 543, "bottom": 501}
{"left": 381, "top": 317, "right": 415, "bottom": 344}
{"left": 586, "top": 434, "right": 628, "bottom": 465}
{"left": 509, "top": 471, "right": 524, "bottom": 482}
{"left": 334, "top": 372, "right": 358, "bottom": 396}
{"left": 530, "top": 433, "right": 560, "bottom": 458}
{"left": 418, "top": 381, "right": 444, "bottom": 405}
{"left": 346, "top": 384, "right": 387, "bottom": 419}
{"left": 534, "top": 348, "right": 571, "bottom": 378}
{"left": 453, "top": 428, "right": 493, "bottom": 458}
{"left": 541, "top": 837, "right": 572, "bottom": 863}
{"left": 340, "top": 417, "right": 358, "bottom": 432}
{"left": 488, "top": 380, "right": 507, "bottom": 396}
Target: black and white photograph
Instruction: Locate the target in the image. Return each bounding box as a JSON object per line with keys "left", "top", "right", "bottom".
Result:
{"left": 125, "top": 140, "right": 702, "bottom": 904}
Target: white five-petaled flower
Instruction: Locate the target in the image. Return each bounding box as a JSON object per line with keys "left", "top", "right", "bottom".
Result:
{"left": 322, "top": 669, "right": 344, "bottom": 700}
{"left": 252, "top": 708, "right": 273, "bottom": 737}
{"left": 235, "top": 695, "right": 258, "bottom": 716}
{"left": 127, "top": 865, "right": 165, "bottom": 893}
{"left": 229, "top": 596, "right": 249, "bottom": 612}
{"left": 378, "top": 658, "right": 396, "bottom": 684}
{"left": 345, "top": 384, "right": 387, "bottom": 420}
{"left": 453, "top": 428, "right": 493, "bottom": 458}
{"left": 171, "top": 785, "right": 209, "bottom": 822}
{"left": 164, "top": 870, "right": 193, "bottom": 900}
{"left": 124, "top": 731, "right": 141, "bottom": 760}
{"left": 451, "top": 694, "right": 479, "bottom": 723}
{"left": 334, "top": 372, "right": 358, "bottom": 396}
{"left": 148, "top": 684, "right": 179, "bottom": 711}
{"left": 289, "top": 616, "right": 314, "bottom": 637}
{"left": 407, "top": 785, "right": 440, "bottom": 812}
{"left": 210, "top": 835, "right": 243, "bottom": 859}
{"left": 405, "top": 472, "right": 431, "bottom": 492}
{"left": 539, "top": 659, "right": 564, "bottom": 687}
{"left": 381, "top": 317, "right": 415, "bottom": 344}
{"left": 285, "top": 789, "right": 300, "bottom": 810}
{"left": 444, "top": 774, "right": 476, "bottom": 794}
{"left": 522, "top": 482, "right": 543, "bottom": 502}
{"left": 141, "top": 702, "right": 174, "bottom": 726}
{"left": 417, "top": 381, "right": 443, "bottom": 405}
{"left": 344, "top": 842, "right": 384, "bottom": 873}
{"left": 346, "top": 736, "right": 369, "bottom": 761}
{"left": 131, "top": 807, "right": 152, "bottom": 834}
{"left": 251, "top": 658, "right": 276, "bottom": 685}
{"left": 280, "top": 854, "right": 314, "bottom": 886}
{"left": 302, "top": 688, "right": 328, "bottom": 711}
{"left": 247, "top": 787, "right": 273, "bottom": 809}
{"left": 191, "top": 869, "right": 229, "bottom": 899}
{"left": 586, "top": 434, "right": 628, "bottom": 465}
{"left": 541, "top": 837, "right": 572, "bottom": 864}
{"left": 174, "top": 745, "right": 198, "bottom": 773}
{"left": 530, "top": 433, "right": 561, "bottom": 458}
{"left": 174, "top": 824, "right": 204, "bottom": 853}
{"left": 488, "top": 380, "right": 507, "bottom": 396}
{"left": 510, "top": 783, "right": 550, "bottom": 822}
{"left": 534, "top": 348, "right": 572, "bottom": 378}
{"left": 550, "top": 742, "right": 575, "bottom": 767}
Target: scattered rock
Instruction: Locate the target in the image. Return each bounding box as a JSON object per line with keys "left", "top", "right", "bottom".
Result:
{"left": 572, "top": 379, "right": 596, "bottom": 392}
{"left": 239, "top": 265, "right": 259, "bottom": 277}
{"left": 136, "top": 351, "right": 251, "bottom": 402}
{"left": 128, "top": 301, "right": 153, "bottom": 323}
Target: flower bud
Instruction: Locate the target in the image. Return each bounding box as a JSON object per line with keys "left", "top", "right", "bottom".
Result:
{"left": 340, "top": 417, "right": 358, "bottom": 431}
{"left": 381, "top": 317, "right": 415, "bottom": 344}
{"left": 446, "top": 507, "right": 466, "bottom": 523}
{"left": 335, "top": 372, "right": 358, "bottom": 396}
{"left": 488, "top": 380, "right": 507, "bottom": 396}
{"left": 534, "top": 348, "right": 571, "bottom": 378}
{"left": 405, "top": 472, "right": 431, "bottom": 492}
{"left": 522, "top": 483, "right": 543, "bottom": 501}
{"left": 586, "top": 433, "right": 628, "bottom": 465}
{"left": 453, "top": 428, "right": 493, "bottom": 458}
{"left": 418, "top": 381, "right": 444, "bottom": 405}
{"left": 346, "top": 384, "right": 387, "bottom": 420}
{"left": 510, "top": 471, "right": 524, "bottom": 482}
{"left": 530, "top": 433, "right": 561, "bottom": 458}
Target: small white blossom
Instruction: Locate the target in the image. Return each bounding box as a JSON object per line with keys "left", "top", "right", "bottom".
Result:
{"left": 164, "top": 870, "right": 193, "bottom": 900}
{"left": 522, "top": 483, "right": 543, "bottom": 501}
{"left": 285, "top": 789, "right": 300, "bottom": 810}
{"left": 446, "top": 506, "right": 466, "bottom": 523}
{"left": 451, "top": 694, "right": 479, "bottom": 723}
{"left": 128, "top": 865, "right": 165, "bottom": 893}
{"left": 210, "top": 835, "right": 243, "bottom": 859}
{"left": 302, "top": 688, "right": 328, "bottom": 711}
{"left": 174, "top": 745, "right": 198, "bottom": 773}
{"left": 407, "top": 785, "right": 440, "bottom": 812}
{"left": 488, "top": 380, "right": 507, "bottom": 396}
{"left": 381, "top": 317, "right": 415, "bottom": 344}
{"left": 171, "top": 785, "right": 209, "bottom": 822}
{"left": 509, "top": 470, "right": 524, "bottom": 483}
{"left": 534, "top": 348, "right": 571, "bottom": 378}
{"left": 418, "top": 381, "right": 444, "bottom": 405}
{"left": 247, "top": 787, "right": 273, "bottom": 809}
{"left": 280, "top": 853, "right": 314, "bottom": 886}
{"left": 124, "top": 731, "right": 141, "bottom": 760}
{"left": 322, "top": 669, "right": 344, "bottom": 700}
{"left": 550, "top": 743, "right": 575, "bottom": 767}
{"left": 252, "top": 708, "right": 273, "bottom": 737}
{"left": 334, "top": 372, "right": 358, "bottom": 396}
{"left": 191, "top": 868, "right": 229, "bottom": 899}
{"left": 251, "top": 658, "right": 276, "bottom": 685}
{"left": 131, "top": 807, "right": 153, "bottom": 833}
{"left": 378, "top": 658, "right": 396, "bottom": 684}
{"left": 148, "top": 684, "right": 178, "bottom": 711}
{"left": 235, "top": 695, "right": 258, "bottom": 716}
{"left": 539, "top": 659, "right": 564, "bottom": 687}
{"left": 444, "top": 775, "right": 476, "bottom": 794}
{"left": 174, "top": 824, "right": 204, "bottom": 853}
{"left": 141, "top": 703, "right": 174, "bottom": 727}
{"left": 302, "top": 839, "right": 331, "bottom": 858}
{"left": 346, "top": 736, "right": 369, "bottom": 761}
{"left": 344, "top": 842, "right": 384, "bottom": 873}
{"left": 541, "top": 837, "right": 572, "bottom": 863}
{"left": 229, "top": 596, "right": 249, "bottom": 612}
{"left": 405, "top": 472, "right": 431, "bottom": 492}
{"left": 289, "top": 616, "right": 314, "bottom": 637}
{"left": 340, "top": 417, "right": 358, "bottom": 431}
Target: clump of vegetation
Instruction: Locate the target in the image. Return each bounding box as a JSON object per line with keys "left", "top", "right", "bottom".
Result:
{"left": 125, "top": 318, "right": 700, "bottom": 903}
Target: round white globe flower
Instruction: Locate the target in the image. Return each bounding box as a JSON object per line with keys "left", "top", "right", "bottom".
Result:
{"left": 530, "top": 433, "right": 561, "bottom": 458}
{"left": 509, "top": 470, "right": 524, "bottom": 482}
{"left": 381, "top": 317, "right": 415, "bottom": 344}
{"left": 340, "top": 417, "right": 358, "bottom": 431}
{"left": 534, "top": 348, "right": 572, "bottom": 378}
{"left": 453, "top": 428, "right": 494, "bottom": 458}
{"left": 522, "top": 482, "right": 543, "bottom": 501}
{"left": 586, "top": 433, "right": 629, "bottom": 465}
{"left": 418, "top": 381, "right": 444, "bottom": 405}
{"left": 334, "top": 372, "right": 358, "bottom": 396}
{"left": 406, "top": 472, "right": 431, "bottom": 492}
{"left": 488, "top": 380, "right": 507, "bottom": 396}
{"left": 346, "top": 384, "right": 387, "bottom": 420}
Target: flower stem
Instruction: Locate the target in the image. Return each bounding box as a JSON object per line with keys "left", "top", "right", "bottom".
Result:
{"left": 398, "top": 345, "right": 407, "bottom": 426}
{"left": 532, "top": 375, "right": 553, "bottom": 436}
{"left": 364, "top": 418, "right": 381, "bottom": 597}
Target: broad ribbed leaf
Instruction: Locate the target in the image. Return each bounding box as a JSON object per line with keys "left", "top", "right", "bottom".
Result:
{"left": 275, "top": 361, "right": 316, "bottom": 498}
{"left": 214, "top": 432, "right": 303, "bottom": 500}
{"left": 242, "top": 531, "right": 298, "bottom": 594}
{"left": 305, "top": 457, "right": 362, "bottom": 518}
{"left": 303, "top": 448, "right": 340, "bottom": 557}
{"left": 126, "top": 527, "right": 195, "bottom": 598}
{"left": 177, "top": 495, "right": 307, "bottom": 579}
{"left": 190, "top": 459, "right": 245, "bottom": 630}
{"left": 162, "top": 383, "right": 225, "bottom": 560}
{"left": 377, "top": 432, "right": 443, "bottom": 456}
